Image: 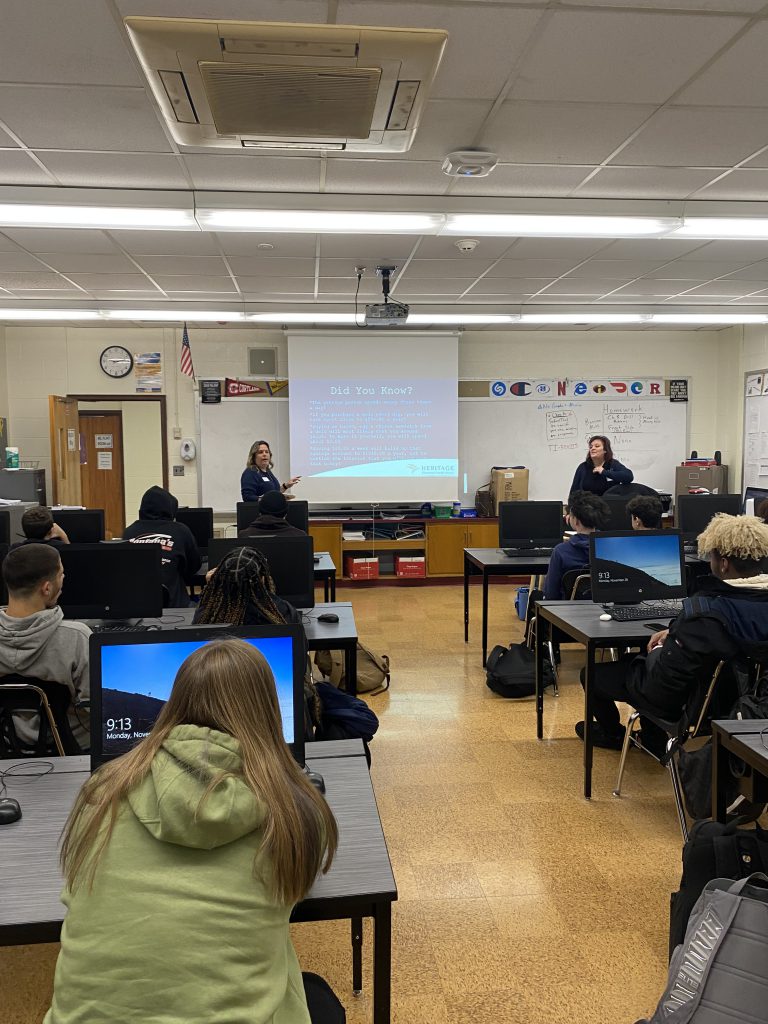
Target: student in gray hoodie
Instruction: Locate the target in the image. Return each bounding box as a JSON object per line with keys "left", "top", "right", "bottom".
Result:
{"left": 0, "top": 543, "right": 90, "bottom": 750}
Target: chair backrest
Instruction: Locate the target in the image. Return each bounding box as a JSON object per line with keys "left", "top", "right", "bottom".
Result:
{"left": 562, "top": 569, "right": 592, "bottom": 601}
{"left": 603, "top": 482, "right": 659, "bottom": 498}
{"left": 0, "top": 675, "right": 80, "bottom": 756}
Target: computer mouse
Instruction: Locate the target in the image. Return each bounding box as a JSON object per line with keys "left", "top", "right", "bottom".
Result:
{"left": 599, "top": 612, "right": 613, "bottom": 621}
{"left": 317, "top": 612, "right": 339, "bottom": 623}
{"left": 306, "top": 770, "right": 326, "bottom": 793}
{"left": 313, "top": 555, "right": 320, "bottom": 563}
{"left": 0, "top": 798, "right": 21, "bottom": 824}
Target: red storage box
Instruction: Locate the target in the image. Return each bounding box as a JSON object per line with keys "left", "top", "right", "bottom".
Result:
{"left": 345, "top": 556, "right": 380, "bottom": 580}
{"left": 395, "top": 556, "right": 426, "bottom": 578}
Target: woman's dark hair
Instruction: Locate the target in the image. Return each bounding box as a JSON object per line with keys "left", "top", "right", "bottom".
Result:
{"left": 626, "top": 495, "right": 663, "bottom": 529}
{"left": 567, "top": 490, "right": 610, "bottom": 530}
{"left": 195, "top": 546, "right": 287, "bottom": 626}
{"left": 583, "top": 435, "right": 614, "bottom": 468}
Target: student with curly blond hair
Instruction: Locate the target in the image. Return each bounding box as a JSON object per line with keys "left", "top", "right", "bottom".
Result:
{"left": 576, "top": 514, "right": 768, "bottom": 751}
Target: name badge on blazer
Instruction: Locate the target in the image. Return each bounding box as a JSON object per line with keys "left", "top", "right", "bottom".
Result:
{"left": 262, "top": 476, "right": 270, "bottom": 482}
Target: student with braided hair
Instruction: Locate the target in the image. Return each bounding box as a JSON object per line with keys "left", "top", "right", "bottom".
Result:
{"left": 193, "top": 545, "right": 301, "bottom": 629}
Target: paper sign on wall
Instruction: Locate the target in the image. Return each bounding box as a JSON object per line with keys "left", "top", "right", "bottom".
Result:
{"left": 97, "top": 451, "right": 112, "bottom": 470}
{"left": 95, "top": 434, "right": 112, "bottom": 449}
{"left": 67, "top": 428, "right": 76, "bottom": 451}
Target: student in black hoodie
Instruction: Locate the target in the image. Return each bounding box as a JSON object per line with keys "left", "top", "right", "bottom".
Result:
{"left": 238, "top": 491, "right": 306, "bottom": 539}
{"left": 123, "top": 486, "right": 201, "bottom": 608}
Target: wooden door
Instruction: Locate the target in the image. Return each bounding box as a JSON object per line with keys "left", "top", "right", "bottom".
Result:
{"left": 79, "top": 413, "right": 125, "bottom": 538}
{"left": 466, "top": 520, "right": 499, "bottom": 548}
{"left": 308, "top": 523, "right": 343, "bottom": 570}
{"left": 426, "top": 520, "right": 466, "bottom": 576}
{"left": 48, "top": 396, "right": 82, "bottom": 506}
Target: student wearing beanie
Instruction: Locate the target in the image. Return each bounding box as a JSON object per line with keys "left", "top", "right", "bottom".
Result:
{"left": 239, "top": 491, "right": 307, "bottom": 538}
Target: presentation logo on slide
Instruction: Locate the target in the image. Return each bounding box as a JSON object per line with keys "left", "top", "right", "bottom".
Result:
{"left": 509, "top": 381, "right": 532, "bottom": 396}
{"left": 491, "top": 381, "right": 506, "bottom": 397}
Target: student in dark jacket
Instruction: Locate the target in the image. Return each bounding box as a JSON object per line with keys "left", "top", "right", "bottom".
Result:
{"left": 239, "top": 490, "right": 306, "bottom": 538}
{"left": 9, "top": 505, "right": 70, "bottom": 551}
{"left": 577, "top": 514, "right": 768, "bottom": 750}
{"left": 193, "top": 545, "right": 302, "bottom": 629}
{"left": 569, "top": 435, "right": 633, "bottom": 497}
{"left": 543, "top": 490, "right": 610, "bottom": 599}
{"left": 123, "top": 486, "right": 201, "bottom": 608}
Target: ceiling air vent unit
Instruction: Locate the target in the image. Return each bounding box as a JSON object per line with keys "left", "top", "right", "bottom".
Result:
{"left": 125, "top": 18, "right": 447, "bottom": 153}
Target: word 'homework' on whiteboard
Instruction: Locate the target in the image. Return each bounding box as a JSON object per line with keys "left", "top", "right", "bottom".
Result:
{"left": 459, "top": 398, "right": 687, "bottom": 502}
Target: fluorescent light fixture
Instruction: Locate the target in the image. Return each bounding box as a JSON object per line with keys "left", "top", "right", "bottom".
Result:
{"left": 519, "top": 313, "right": 646, "bottom": 324}
{"left": 406, "top": 313, "right": 516, "bottom": 324}
{"left": 0, "top": 308, "right": 103, "bottom": 320}
{"left": 247, "top": 312, "right": 358, "bottom": 323}
{"left": 196, "top": 209, "right": 444, "bottom": 234}
{"left": 674, "top": 218, "right": 768, "bottom": 239}
{"left": 443, "top": 215, "right": 679, "bottom": 238}
{"left": 0, "top": 204, "right": 197, "bottom": 231}
{"left": 103, "top": 309, "right": 245, "bottom": 322}
{"left": 650, "top": 313, "right": 768, "bottom": 325}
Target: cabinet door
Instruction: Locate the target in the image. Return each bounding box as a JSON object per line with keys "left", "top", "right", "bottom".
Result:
{"left": 426, "top": 521, "right": 466, "bottom": 576}
{"left": 308, "top": 524, "right": 343, "bottom": 571}
{"left": 466, "top": 520, "right": 499, "bottom": 549}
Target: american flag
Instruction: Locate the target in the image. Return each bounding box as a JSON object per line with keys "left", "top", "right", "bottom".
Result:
{"left": 180, "top": 322, "right": 195, "bottom": 381}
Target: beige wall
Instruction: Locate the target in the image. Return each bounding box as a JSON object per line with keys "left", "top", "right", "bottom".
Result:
{"left": 0, "top": 323, "right": 747, "bottom": 506}
{"left": 0, "top": 326, "right": 8, "bottom": 431}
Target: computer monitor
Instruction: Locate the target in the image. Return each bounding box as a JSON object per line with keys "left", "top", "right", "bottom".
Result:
{"left": 676, "top": 494, "right": 742, "bottom": 541}
{"left": 176, "top": 506, "right": 214, "bottom": 552}
{"left": 89, "top": 625, "right": 305, "bottom": 768}
{"left": 236, "top": 499, "right": 309, "bottom": 534}
{"left": 59, "top": 543, "right": 163, "bottom": 619}
{"left": 52, "top": 509, "right": 105, "bottom": 543}
{"left": 498, "top": 501, "right": 564, "bottom": 549}
{"left": 589, "top": 530, "right": 686, "bottom": 605}
{"left": 0, "top": 511, "right": 9, "bottom": 547}
{"left": 743, "top": 487, "right": 768, "bottom": 516}
{"left": 601, "top": 496, "right": 633, "bottom": 532}
{"left": 207, "top": 535, "right": 315, "bottom": 609}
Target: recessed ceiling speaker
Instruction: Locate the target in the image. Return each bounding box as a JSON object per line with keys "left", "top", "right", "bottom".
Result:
{"left": 248, "top": 347, "right": 277, "bottom": 376}
{"left": 441, "top": 150, "right": 498, "bottom": 177}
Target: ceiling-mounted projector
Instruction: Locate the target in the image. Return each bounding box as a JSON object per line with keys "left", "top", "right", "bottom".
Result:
{"left": 364, "top": 302, "right": 410, "bottom": 326}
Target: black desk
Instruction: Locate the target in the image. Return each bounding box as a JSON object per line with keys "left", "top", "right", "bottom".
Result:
{"left": 463, "top": 548, "right": 550, "bottom": 666}
{"left": 0, "top": 748, "right": 396, "bottom": 1024}
{"left": 712, "top": 719, "right": 768, "bottom": 822}
{"left": 534, "top": 600, "right": 675, "bottom": 799}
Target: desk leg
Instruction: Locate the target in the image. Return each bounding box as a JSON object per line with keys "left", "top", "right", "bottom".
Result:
{"left": 351, "top": 916, "right": 363, "bottom": 995}
{"left": 712, "top": 729, "right": 728, "bottom": 823}
{"left": 331, "top": 572, "right": 336, "bottom": 603}
{"left": 324, "top": 577, "right": 330, "bottom": 603}
{"left": 482, "top": 571, "right": 489, "bottom": 668}
{"left": 372, "top": 901, "right": 392, "bottom": 1024}
{"left": 464, "top": 552, "right": 470, "bottom": 644}
{"left": 535, "top": 608, "right": 544, "bottom": 740}
{"left": 583, "top": 645, "right": 595, "bottom": 800}
{"left": 346, "top": 643, "right": 358, "bottom": 698}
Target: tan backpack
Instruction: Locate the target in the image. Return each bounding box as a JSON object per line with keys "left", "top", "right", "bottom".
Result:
{"left": 314, "top": 643, "right": 390, "bottom": 695}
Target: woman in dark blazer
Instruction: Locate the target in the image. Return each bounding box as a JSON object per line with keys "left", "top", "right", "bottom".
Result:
{"left": 569, "top": 435, "right": 633, "bottom": 497}
{"left": 240, "top": 440, "right": 300, "bottom": 502}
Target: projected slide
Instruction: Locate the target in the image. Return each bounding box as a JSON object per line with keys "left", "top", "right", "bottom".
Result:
{"left": 288, "top": 334, "right": 459, "bottom": 502}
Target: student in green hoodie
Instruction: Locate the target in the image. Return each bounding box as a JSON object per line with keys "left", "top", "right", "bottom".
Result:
{"left": 45, "top": 638, "right": 343, "bottom": 1024}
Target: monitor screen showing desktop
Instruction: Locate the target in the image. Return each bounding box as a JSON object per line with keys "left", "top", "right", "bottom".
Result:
{"left": 676, "top": 494, "right": 742, "bottom": 541}
{"left": 52, "top": 509, "right": 105, "bottom": 543}
{"left": 175, "top": 506, "right": 214, "bottom": 551}
{"left": 743, "top": 487, "right": 768, "bottom": 516}
{"left": 236, "top": 500, "right": 309, "bottom": 534}
{"left": 59, "top": 543, "right": 163, "bottom": 619}
{"left": 498, "top": 501, "right": 564, "bottom": 548}
{"left": 89, "top": 625, "right": 305, "bottom": 766}
{"left": 207, "top": 535, "right": 315, "bottom": 609}
{"left": 589, "top": 530, "right": 686, "bottom": 604}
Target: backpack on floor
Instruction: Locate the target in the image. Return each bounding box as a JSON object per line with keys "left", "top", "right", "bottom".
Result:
{"left": 485, "top": 642, "right": 554, "bottom": 699}
{"left": 314, "top": 643, "right": 390, "bottom": 695}
{"left": 314, "top": 681, "right": 379, "bottom": 744}
{"left": 645, "top": 874, "right": 768, "bottom": 1024}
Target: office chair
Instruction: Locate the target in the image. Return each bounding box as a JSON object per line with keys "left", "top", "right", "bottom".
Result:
{"left": 603, "top": 482, "right": 659, "bottom": 498}
{"left": 612, "top": 660, "right": 727, "bottom": 840}
{"left": 0, "top": 675, "right": 82, "bottom": 757}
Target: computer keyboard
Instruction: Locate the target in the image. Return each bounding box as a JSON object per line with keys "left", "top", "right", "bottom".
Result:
{"left": 91, "top": 623, "right": 152, "bottom": 633}
{"left": 609, "top": 601, "right": 684, "bottom": 622}
{"left": 502, "top": 547, "right": 554, "bottom": 557}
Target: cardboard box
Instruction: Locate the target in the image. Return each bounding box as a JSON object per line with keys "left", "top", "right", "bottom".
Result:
{"left": 491, "top": 468, "right": 529, "bottom": 513}
{"left": 344, "top": 556, "right": 379, "bottom": 580}
{"left": 395, "top": 555, "right": 426, "bottom": 578}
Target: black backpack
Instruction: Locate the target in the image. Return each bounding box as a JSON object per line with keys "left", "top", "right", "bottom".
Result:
{"left": 486, "top": 642, "right": 554, "bottom": 699}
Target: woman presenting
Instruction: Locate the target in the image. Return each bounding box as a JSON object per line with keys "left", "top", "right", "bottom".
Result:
{"left": 569, "top": 435, "right": 633, "bottom": 497}
{"left": 241, "top": 440, "right": 300, "bottom": 502}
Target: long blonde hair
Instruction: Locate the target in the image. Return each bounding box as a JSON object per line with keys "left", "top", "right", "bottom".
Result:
{"left": 60, "top": 639, "right": 337, "bottom": 905}
{"left": 246, "top": 439, "right": 273, "bottom": 470}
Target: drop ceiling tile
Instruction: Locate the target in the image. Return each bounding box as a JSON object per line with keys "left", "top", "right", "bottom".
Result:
{"left": 228, "top": 257, "right": 317, "bottom": 278}
{"left": 510, "top": 9, "right": 744, "bottom": 103}
{"left": 565, "top": 0, "right": 764, "bottom": 8}
{"left": 160, "top": 291, "right": 242, "bottom": 301}
{"left": 338, "top": 3, "right": 545, "bottom": 99}
{"left": 500, "top": 238, "right": 610, "bottom": 260}
{"left": 0, "top": 272, "right": 79, "bottom": 290}
{"left": 68, "top": 274, "right": 158, "bottom": 291}
{"left": 216, "top": 234, "right": 317, "bottom": 258}
{"left": 237, "top": 278, "right": 316, "bottom": 294}
{"left": 0, "top": 252, "right": 51, "bottom": 273}
{"left": 723, "top": 261, "right": 768, "bottom": 279}
{"left": 0, "top": 150, "right": 55, "bottom": 184}
{"left": 324, "top": 160, "right": 447, "bottom": 195}
{"left": 728, "top": 295, "right": 768, "bottom": 303}
{"left": 110, "top": 231, "right": 223, "bottom": 256}
{"left": 41, "top": 253, "right": 140, "bottom": 274}
{"left": 483, "top": 101, "right": 656, "bottom": 163}
{"left": 391, "top": 279, "right": 473, "bottom": 296}
{"left": 598, "top": 239, "right": 707, "bottom": 259}
{"left": 2, "top": 228, "right": 117, "bottom": 253}
{"left": 677, "top": 281, "right": 762, "bottom": 297}
{"left": 644, "top": 260, "right": 752, "bottom": 279}
{"left": 132, "top": 256, "right": 229, "bottom": 276}
{"left": 485, "top": 259, "right": 581, "bottom": 279}
{"left": 318, "top": 235, "right": 418, "bottom": 259}
{"left": 742, "top": 150, "right": 768, "bottom": 168}
{"left": 689, "top": 168, "right": 768, "bottom": 199}
{"left": 115, "top": 0, "right": 327, "bottom": 19}
{"left": 415, "top": 237, "right": 515, "bottom": 259}
{"left": 664, "top": 294, "right": 746, "bottom": 303}
{"left": 602, "top": 280, "right": 685, "bottom": 297}
{"left": 0, "top": 86, "right": 172, "bottom": 152}
{"left": 318, "top": 259, "right": 403, "bottom": 283}
{"left": 36, "top": 152, "right": 188, "bottom": 189}
{"left": 574, "top": 166, "right": 722, "bottom": 197}
{"left": 676, "top": 21, "right": 768, "bottom": 106}
{"left": 536, "top": 279, "right": 616, "bottom": 296}
{"left": 463, "top": 277, "right": 553, "bottom": 295}
{"left": 0, "top": 126, "right": 18, "bottom": 147}
{"left": 671, "top": 240, "right": 768, "bottom": 261}
{"left": 6, "top": 289, "right": 87, "bottom": 298}
{"left": 241, "top": 291, "right": 315, "bottom": 301}
{"left": 398, "top": 258, "right": 496, "bottom": 280}
{"left": 152, "top": 276, "right": 237, "bottom": 293}
{"left": 449, "top": 164, "right": 591, "bottom": 196}
{"left": 565, "top": 259, "right": 670, "bottom": 279}
{"left": 616, "top": 107, "right": 768, "bottom": 166}
{"left": 182, "top": 154, "right": 320, "bottom": 190}
{"left": 1, "top": 1, "right": 141, "bottom": 85}
{"left": 317, "top": 278, "right": 380, "bottom": 296}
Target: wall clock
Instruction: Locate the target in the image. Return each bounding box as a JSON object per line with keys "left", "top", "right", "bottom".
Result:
{"left": 99, "top": 346, "right": 134, "bottom": 379}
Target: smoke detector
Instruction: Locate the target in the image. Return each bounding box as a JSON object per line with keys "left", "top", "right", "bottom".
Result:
{"left": 455, "top": 239, "right": 479, "bottom": 254}
{"left": 442, "top": 150, "right": 498, "bottom": 177}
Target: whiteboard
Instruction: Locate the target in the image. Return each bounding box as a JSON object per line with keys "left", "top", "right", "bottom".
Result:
{"left": 459, "top": 397, "right": 688, "bottom": 502}
{"left": 198, "top": 398, "right": 289, "bottom": 511}
{"left": 743, "top": 376, "right": 768, "bottom": 491}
